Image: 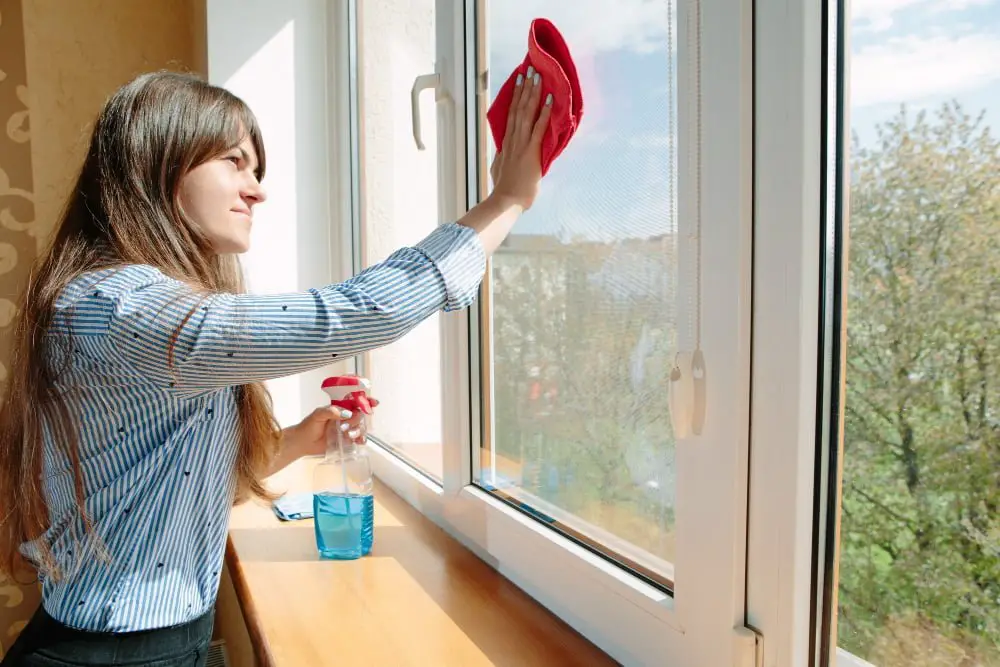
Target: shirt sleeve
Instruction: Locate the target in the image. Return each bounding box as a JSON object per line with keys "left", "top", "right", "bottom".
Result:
{"left": 100, "top": 222, "right": 485, "bottom": 392}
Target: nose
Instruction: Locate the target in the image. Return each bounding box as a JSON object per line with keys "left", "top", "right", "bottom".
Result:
{"left": 242, "top": 175, "right": 267, "bottom": 206}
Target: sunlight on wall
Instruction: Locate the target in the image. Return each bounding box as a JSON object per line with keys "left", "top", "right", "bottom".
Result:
{"left": 227, "top": 21, "right": 299, "bottom": 300}
{"left": 220, "top": 20, "right": 302, "bottom": 427}
{"left": 206, "top": 1, "right": 345, "bottom": 428}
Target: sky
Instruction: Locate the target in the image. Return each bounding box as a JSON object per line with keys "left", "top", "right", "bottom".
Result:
{"left": 488, "top": 0, "right": 1000, "bottom": 239}
{"left": 489, "top": 1, "right": 676, "bottom": 241}
{"left": 851, "top": 0, "right": 1000, "bottom": 143}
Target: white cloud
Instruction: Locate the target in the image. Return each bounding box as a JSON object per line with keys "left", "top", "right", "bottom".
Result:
{"left": 851, "top": 33, "right": 1000, "bottom": 106}
{"left": 853, "top": 0, "right": 993, "bottom": 32}
{"left": 488, "top": 0, "right": 673, "bottom": 64}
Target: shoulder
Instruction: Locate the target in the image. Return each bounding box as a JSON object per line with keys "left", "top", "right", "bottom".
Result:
{"left": 51, "top": 264, "right": 177, "bottom": 333}
{"left": 58, "top": 264, "right": 173, "bottom": 303}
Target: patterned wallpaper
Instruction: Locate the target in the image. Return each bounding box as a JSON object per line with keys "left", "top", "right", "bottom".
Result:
{"left": 0, "top": 0, "right": 42, "bottom": 652}
{"left": 0, "top": 0, "right": 35, "bottom": 382}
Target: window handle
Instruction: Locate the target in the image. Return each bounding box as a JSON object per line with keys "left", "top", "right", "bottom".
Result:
{"left": 410, "top": 72, "right": 443, "bottom": 150}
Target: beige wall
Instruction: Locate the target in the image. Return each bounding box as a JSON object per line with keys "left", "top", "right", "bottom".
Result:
{"left": 0, "top": 0, "right": 202, "bottom": 654}
{"left": 21, "top": 0, "right": 204, "bottom": 247}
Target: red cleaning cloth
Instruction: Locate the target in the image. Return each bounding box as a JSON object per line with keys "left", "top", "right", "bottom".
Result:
{"left": 487, "top": 18, "right": 583, "bottom": 176}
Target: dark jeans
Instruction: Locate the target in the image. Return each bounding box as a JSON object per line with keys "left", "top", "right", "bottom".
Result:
{"left": 0, "top": 605, "right": 215, "bottom": 667}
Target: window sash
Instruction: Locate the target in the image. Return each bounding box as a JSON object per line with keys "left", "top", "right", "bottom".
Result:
{"left": 341, "top": 0, "right": 763, "bottom": 663}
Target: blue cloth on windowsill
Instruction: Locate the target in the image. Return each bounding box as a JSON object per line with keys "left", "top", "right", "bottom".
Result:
{"left": 271, "top": 492, "right": 314, "bottom": 521}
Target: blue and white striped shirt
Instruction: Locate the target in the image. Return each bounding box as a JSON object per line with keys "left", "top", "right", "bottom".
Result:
{"left": 25, "top": 222, "right": 485, "bottom": 632}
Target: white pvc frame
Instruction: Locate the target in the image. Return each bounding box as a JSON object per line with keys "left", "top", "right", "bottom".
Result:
{"left": 748, "top": 0, "right": 853, "bottom": 666}
{"left": 325, "top": 0, "right": 853, "bottom": 664}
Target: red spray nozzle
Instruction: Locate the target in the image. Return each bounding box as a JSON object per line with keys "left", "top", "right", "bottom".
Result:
{"left": 321, "top": 376, "right": 373, "bottom": 415}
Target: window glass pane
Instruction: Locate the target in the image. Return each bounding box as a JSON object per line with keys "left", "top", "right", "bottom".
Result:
{"left": 358, "top": 0, "right": 444, "bottom": 481}
{"left": 838, "top": 0, "right": 1000, "bottom": 662}
{"left": 478, "top": 1, "right": 678, "bottom": 584}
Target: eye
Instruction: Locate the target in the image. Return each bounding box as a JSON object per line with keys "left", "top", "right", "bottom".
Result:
{"left": 225, "top": 155, "right": 241, "bottom": 165}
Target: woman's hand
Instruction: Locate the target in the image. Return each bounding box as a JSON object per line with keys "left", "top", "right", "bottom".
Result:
{"left": 456, "top": 68, "right": 552, "bottom": 257}
{"left": 268, "top": 399, "right": 381, "bottom": 477}
{"left": 490, "top": 66, "right": 553, "bottom": 212}
{"left": 287, "top": 400, "right": 379, "bottom": 457}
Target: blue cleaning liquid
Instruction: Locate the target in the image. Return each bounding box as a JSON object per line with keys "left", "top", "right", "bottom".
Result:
{"left": 313, "top": 492, "right": 374, "bottom": 559}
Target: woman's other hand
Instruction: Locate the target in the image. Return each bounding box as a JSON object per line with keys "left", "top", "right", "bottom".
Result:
{"left": 490, "top": 66, "right": 553, "bottom": 212}
{"left": 284, "top": 398, "right": 380, "bottom": 459}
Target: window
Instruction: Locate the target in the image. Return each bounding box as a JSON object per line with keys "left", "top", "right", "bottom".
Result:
{"left": 475, "top": 3, "right": 680, "bottom": 586}
{"left": 749, "top": 0, "right": 1000, "bottom": 664}
{"left": 222, "top": 0, "right": 1000, "bottom": 663}
{"left": 350, "top": 0, "right": 756, "bottom": 664}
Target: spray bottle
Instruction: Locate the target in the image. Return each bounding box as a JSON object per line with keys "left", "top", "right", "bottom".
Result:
{"left": 313, "top": 376, "right": 375, "bottom": 559}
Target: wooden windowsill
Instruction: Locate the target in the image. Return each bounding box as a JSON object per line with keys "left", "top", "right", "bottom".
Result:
{"left": 225, "top": 458, "right": 618, "bottom": 666}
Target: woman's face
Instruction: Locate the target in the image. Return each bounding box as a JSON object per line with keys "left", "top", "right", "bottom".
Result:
{"left": 178, "top": 136, "right": 266, "bottom": 254}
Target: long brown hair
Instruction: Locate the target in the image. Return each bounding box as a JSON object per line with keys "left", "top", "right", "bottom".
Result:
{"left": 0, "top": 71, "right": 281, "bottom": 579}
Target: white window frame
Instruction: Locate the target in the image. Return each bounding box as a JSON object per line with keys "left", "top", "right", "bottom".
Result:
{"left": 746, "top": 0, "right": 852, "bottom": 666}
{"left": 218, "top": 0, "right": 855, "bottom": 661}
{"left": 329, "top": 0, "right": 777, "bottom": 666}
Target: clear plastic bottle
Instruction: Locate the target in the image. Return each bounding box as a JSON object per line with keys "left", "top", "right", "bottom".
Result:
{"left": 312, "top": 376, "right": 375, "bottom": 560}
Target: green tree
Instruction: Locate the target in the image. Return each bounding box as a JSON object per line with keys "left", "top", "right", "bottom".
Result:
{"left": 841, "top": 101, "right": 1000, "bottom": 665}
{"left": 491, "top": 237, "right": 677, "bottom": 562}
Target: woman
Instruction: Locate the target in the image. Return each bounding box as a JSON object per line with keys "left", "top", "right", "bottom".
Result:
{"left": 0, "top": 68, "right": 551, "bottom": 666}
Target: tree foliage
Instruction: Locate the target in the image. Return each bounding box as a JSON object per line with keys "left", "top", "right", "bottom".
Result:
{"left": 491, "top": 236, "right": 677, "bottom": 562}
{"left": 841, "top": 102, "right": 1000, "bottom": 665}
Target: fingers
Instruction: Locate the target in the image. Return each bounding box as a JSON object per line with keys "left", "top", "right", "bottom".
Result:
{"left": 521, "top": 76, "right": 544, "bottom": 145}
{"left": 340, "top": 419, "right": 366, "bottom": 442}
{"left": 319, "top": 395, "right": 378, "bottom": 424}
{"left": 334, "top": 397, "right": 379, "bottom": 417}
{"left": 508, "top": 67, "right": 545, "bottom": 154}
{"left": 510, "top": 67, "right": 534, "bottom": 146}
{"left": 513, "top": 68, "right": 538, "bottom": 143}
{"left": 338, "top": 412, "right": 364, "bottom": 430}
{"left": 530, "top": 95, "right": 553, "bottom": 147}
{"left": 308, "top": 399, "right": 374, "bottom": 443}
{"left": 504, "top": 71, "right": 526, "bottom": 147}
{"left": 314, "top": 405, "right": 352, "bottom": 422}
